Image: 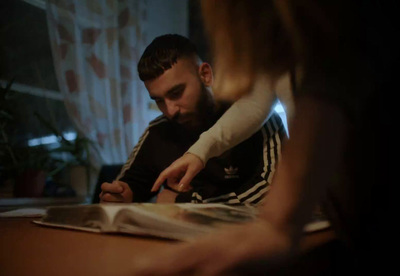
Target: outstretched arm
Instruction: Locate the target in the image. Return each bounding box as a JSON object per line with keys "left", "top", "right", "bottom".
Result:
{"left": 174, "top": 113, "right": 286, "bottom": 205}
{"left": 188, "top": 75, "right": 278, "bottom": 164}
{"left": 152, "top": 74, "right": 292, "bottom": 192}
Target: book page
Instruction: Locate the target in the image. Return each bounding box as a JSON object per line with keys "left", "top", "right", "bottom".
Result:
{"left": 34, "top": 203, "right": 331, "bottom": 241}
{"left": 178, "top": 204, "right": 259, "bottom": 223}
{"left": 112, "top": 203, "right": 259, "bottom": 241}
{"left": 39, "top": 204, "right": 111, "bottom": 231}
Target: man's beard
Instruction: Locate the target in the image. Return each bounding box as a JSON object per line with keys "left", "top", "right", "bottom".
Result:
{"left": 172, "top": 84, "right": 215, "bottom": 132}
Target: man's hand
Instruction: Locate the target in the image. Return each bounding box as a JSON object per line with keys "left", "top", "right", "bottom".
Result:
{"left": 152, "top": 153, "right": 204, "bottom": 193}
{"left": 156, "top": 188, "right": 179, "bottom": 203}
{"left": 99, "top": 180, "right": 133, "bottom": 203}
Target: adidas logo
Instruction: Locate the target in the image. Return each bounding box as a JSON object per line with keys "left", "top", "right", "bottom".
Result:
{"left": 224, "top": 166, "right": 239, "bottom": 179}
{"left": 224, "top": 166, "right": 238, "bottom": 175}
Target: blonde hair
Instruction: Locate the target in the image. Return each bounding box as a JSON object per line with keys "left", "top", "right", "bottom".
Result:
{"left": 201, "top": 0, "right": 346, "bottom": 100}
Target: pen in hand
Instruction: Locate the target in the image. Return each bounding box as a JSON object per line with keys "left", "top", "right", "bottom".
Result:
{"left": 99, "top": 178, "right": 133, "bottom": 203}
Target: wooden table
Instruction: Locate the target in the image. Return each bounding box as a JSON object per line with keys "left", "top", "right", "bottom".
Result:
{"left": 0, "top": 217, "right": 336, "bottom": 276}
{"left": 0, "top": 217, "right": 172, "bottom": 276}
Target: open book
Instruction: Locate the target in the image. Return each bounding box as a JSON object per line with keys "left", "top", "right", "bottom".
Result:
{"left": 33, "top": 203, "right": 330, "bottom": 241}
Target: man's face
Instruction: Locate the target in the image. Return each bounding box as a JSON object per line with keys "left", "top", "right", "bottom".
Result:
{"left": 144, "top": 57, "right": 214, "bottom": 130}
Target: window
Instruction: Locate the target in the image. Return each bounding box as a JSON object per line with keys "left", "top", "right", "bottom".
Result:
{"left": 0, "top": 0, "right": 82, "bottom": 206}
{"left": 0, "top": 0, "right": 191, "bottom": 210}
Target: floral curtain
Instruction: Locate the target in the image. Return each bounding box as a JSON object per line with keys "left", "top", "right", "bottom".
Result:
{"left": 45, "top": 0, "right": 149, "bottom": 165}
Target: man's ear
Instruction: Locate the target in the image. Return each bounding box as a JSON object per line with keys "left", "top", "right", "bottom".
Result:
{"left": 198, "top": 62, "right": 213, "bottom": 86}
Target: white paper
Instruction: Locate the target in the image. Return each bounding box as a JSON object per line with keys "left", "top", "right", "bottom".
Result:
{"left": 0, "top": 207, "right": 47, "bottom": 217}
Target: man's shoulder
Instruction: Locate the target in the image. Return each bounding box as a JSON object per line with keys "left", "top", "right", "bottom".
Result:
{"left": 145, "top": 114, "right": 181, "bottom": 139}
{"left": 147, "top": 115, "right": 170, "bottom": 130}
{"left": 135, "top": 115, "right": 172, "bottom": 146}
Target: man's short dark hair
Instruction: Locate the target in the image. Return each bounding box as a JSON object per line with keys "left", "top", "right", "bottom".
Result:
{"left": 137, "top": 34, "right": 198, "bottom": 81}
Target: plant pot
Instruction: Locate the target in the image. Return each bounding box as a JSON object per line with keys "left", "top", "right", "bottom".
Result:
{"left": 14, "top": 169, "right": 47, "bottom": 197}
{"left": 69, "top": 165, "right": 88, "bottom": 197}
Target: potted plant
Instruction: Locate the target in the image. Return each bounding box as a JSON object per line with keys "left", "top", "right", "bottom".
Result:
{"left": 11, "top": 145, "right": 53, "bottom": 197}
{"left": 1, "top": 78, "right": 55, "bottom": 197}
{"left": 34, "top": 112, "right": 95, "bottom": 197}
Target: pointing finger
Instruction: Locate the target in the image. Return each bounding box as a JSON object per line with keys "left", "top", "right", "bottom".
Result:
{"left": 152, "top": 169, "right": 169, "bottom": 192}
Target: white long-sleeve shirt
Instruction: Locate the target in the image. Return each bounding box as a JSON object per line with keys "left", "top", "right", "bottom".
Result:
{"left": 188, "top": 73, "right": 293, "bottom": 164}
